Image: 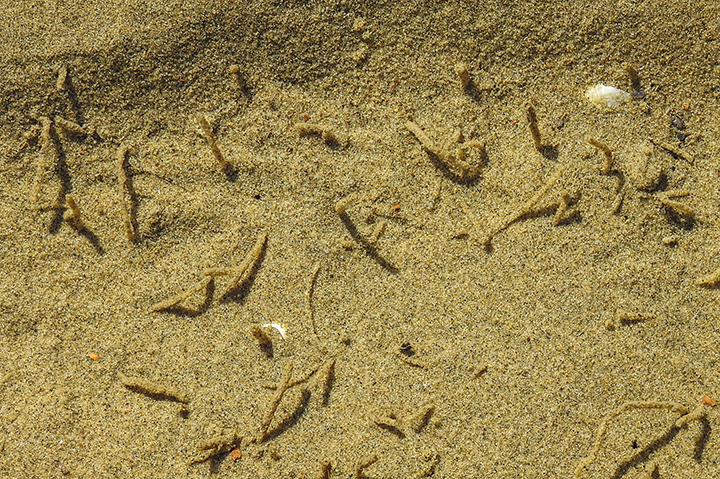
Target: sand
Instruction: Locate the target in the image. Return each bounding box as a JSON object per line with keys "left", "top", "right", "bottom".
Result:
{"left": 1, "top": 0, "right": 719, "bottom": 477}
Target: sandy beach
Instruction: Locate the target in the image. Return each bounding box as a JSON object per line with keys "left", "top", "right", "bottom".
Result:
{"left": 1, "top": 0, "right": 719, "bottom": 477}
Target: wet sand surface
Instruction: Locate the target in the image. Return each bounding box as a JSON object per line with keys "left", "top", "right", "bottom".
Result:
{"left": 1, "top": 1, "right": 719, "bottom": 477}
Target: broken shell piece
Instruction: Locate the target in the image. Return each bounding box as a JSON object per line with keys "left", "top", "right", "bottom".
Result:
{"left": 262, "top": 323, "right": 287, "bottom": 340}
{"left": 585, "top": 84, "right": 630, "bottom": 107}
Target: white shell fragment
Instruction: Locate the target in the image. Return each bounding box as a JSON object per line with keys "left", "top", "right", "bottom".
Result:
{"left": 262, "top": 323, "right": 286, "bottom": 340}
{"left": 585, "top": 84, "right": 631, "bottom": 107}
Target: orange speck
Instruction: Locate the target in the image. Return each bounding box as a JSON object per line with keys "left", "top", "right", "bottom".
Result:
{"left": 302, "top": 114, "right": 310, "bottom": 122}
{"left": 123, "top": 408, "right": 130, "bottom": 413}
{"left": 701, "top": 395, "right": 717, "bottom": 407}
{"left": 230, "top": 448, "right": 242, "bottom": 462}
{"left": 684, "top": 104, "right": 690, "bottom": 110}
{"left": 393, "top": 205, "right": 401, "bottom": 212}
{"left": 88, "top": 353, "right": 99, "bottom": 360}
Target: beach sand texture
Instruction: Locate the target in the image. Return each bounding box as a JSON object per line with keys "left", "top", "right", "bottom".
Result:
{"left": 1, "top": 0, "right": 720, "bottom": 477}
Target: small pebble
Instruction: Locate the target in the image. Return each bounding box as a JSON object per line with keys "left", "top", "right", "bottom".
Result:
{"left": 671, "top": 115, "right": 685, "bottom": 130}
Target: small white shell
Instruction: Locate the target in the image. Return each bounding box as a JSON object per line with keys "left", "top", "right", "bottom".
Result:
{"left": 262, "top": 323, "right": 286, "bottom": 340}
{"left": 585, "top": 84, "right": 630, "bottom": 107}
